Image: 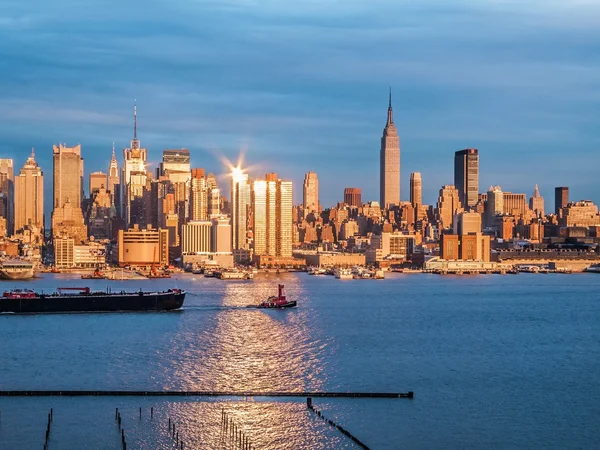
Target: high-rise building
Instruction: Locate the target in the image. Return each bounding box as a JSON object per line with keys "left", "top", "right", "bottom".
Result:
{"left": 190, "top": 168, "right": 208, "bottom": 221}
{"left": 206, "top": 173, "right": 220, "bottom": 217}
{"left": 0, "top": 158, "right": 14, "bottom": 235}
{"left": 453, "top": 212, "right": 481, "bottom": 235}
{"left": 53, "top": 144, "right": 83, "bottom": 209}
{"left": 503, "top": 192, "right": 529, "bottom": 217}
{"left": 380, "top": 89, "right": 400, "bottom": 208}
{"left": 231, "top": 168, "right": 250, "bottom": 250}
{"left": 108, "top": 144, "right": 120, "bottom": 206}
{"left": 410, "top": 172, "right": 422, "bottom": 209}
{"left": 252, "top": 174, "right": 292, "bottom": 258}
{"left": 341, "top": 188, "right": 360, "bottom": 207}
{"left": 555, "top": 186, "right": 569, "bottom": 216}
{"left": 161, "top": 149, "right": 191, "bottom": 225}
{"left": 436, "top": 185, "right": 462, "bottom": 231}
{"left": 303, "top": 171, "right": 319, "bottom": 214}
{"left": 485, "top": 185, "right": 504, "bottom": 227}
{"left": 529, "top": 184, "right": 544, "bottom": 217}
{"left": 89, "top": 171, "right": 107, "bottom": 195}
{"left": 454, "top": 148, "right": 479, "bottom": 208}
{"left": 122, "top": 104, "right": 148, "bottom": 226}
{"left": 14, "top": 150, "right": 43, "bottom": 234}
{"left": 276, "top": 179, "right": 293, "bottom": 257}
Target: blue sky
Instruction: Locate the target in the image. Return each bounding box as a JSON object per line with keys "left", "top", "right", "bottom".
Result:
{"left": 1, "top": 0, "right": 599, "bottom": 214}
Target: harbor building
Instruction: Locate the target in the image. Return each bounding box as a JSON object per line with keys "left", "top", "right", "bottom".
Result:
{"left": 115, "top": 225, "right": 169, "bottom": 267}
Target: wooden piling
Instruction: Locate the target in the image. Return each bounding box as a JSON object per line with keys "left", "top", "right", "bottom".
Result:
{"left": 150, "top": 406, "right": 153, "bottom": 418}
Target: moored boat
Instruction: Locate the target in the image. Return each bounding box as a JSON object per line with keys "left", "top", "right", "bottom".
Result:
{"left": 0, "top": 287, "right": 185, "bottom": 314}
{"left": 248, "top": 284, "right": 296, "bottom": 309}
{"left": 0, "top": 260, "right": 35, "bottom": 280}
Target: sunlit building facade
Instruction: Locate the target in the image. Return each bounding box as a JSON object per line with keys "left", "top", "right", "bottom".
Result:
{"left": 380, "top": 90, "right": 400, "bottom": 208}
{"left": 14, "top": 150, "right": 43, "bottom": 234}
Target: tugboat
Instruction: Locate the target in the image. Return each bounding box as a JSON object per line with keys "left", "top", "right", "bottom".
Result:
{"left": 249, "top": 284, "right": 296, "bottom": 309}
{"left": 81, "top": 266, "right": 107, "bottom": 280}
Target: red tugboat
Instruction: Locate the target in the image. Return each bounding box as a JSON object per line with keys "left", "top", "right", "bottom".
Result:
{"left": 250, "top": 284, "right": 296, "bottom": 309}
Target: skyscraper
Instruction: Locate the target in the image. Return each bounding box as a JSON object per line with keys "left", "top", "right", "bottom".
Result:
{"left": 108, "top": 143, "right": 120, "bottom": 207}
{"left": 344, "top": 188, "right": 362, "bottom": 207}
{"left": 435, "top": 185, "right": 462, "bottom": 231}
{"left": 529, "top": 184, "right": 544, "bottom": 217}
{"left": 410, "top": 172, "right": 422, "bottom": 209}
{"left": 380, "top": 89, "right": 400, "bottom": 208}
{"left": 303, "top": 171, "right": 319, "bottom": 215}
{"left": 14, "top": 150, "right": 43, "bottom": 233}
{"left": 0, "top": 158, "right": 14, "bottom": 235}
{"left": 554, "top": 186, "right": 569, "bottom": 216}
{"left": 252, "top": 174, "right": 292, "bottom": 258}
{"left": 485, "top": 185, "right": 504, "bottom": 227}
{"left": 89, "top": 171, "right": 107, "bottom": 195}
{"left": 122, "top": 104, "right": 148, "bottom": 226}
{"left": 454, "top": 148, "right": 479, "bottom": 208}
{"left": 53, "top": 144, "right": 83, "bottom": 209}
{"left": 190, "top": 168, "right": 208, "bottom": 221}
{"left": 231, "top": 168, "right": 250, "bottom": 250}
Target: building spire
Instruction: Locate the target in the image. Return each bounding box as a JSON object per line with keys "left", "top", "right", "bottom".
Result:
{"left": 112, "top": 142, "right": 115, "bottom": 158}
{"left": 386, "top": 87, "right": 394, "bottom": 126}
{"left": 533, "top": 184, "right": 540, "bottom": 197}
{"left": 133, "top": 100, "right": 137, "bottom": 140}
{"left": 31, "top": 147, "right": 35, "bottom": 159}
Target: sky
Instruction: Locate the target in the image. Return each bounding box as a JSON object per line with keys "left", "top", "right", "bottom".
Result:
{"left": 1, "top": 0, "right": 599, "bottom": 215}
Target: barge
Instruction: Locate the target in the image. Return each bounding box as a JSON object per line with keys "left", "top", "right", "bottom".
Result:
{"left": 1, "top": 287, "right": 185, "bottom": 314}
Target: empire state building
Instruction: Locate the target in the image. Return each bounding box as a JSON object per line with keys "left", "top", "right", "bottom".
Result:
{"left": 380, "top": 90, "right": 400, "bottom": 208}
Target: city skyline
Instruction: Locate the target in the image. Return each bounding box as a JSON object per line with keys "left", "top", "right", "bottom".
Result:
{"left": 1, "top": 1, "right": 598, "bottom": 210}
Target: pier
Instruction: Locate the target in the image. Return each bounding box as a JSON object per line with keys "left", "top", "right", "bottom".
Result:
{"left": 0, "top": 390, "right": 412, "bottom": 399}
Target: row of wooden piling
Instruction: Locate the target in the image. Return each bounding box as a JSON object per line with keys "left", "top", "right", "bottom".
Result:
{"left": 168, "top": 414, "right": 185, "bottom": 449}
{"left": 115, "top": 408, "right": 128, "bottom": 450}
{"left": 222, "top": 408, "right": 254, "bottom": 450}
{"left": 42, "top": 408, "right": 53, "bottom": 449}
{"left": 307, "top": 398, "right": 370, "bottom": 450}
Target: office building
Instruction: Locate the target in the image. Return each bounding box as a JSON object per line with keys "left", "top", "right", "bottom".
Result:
{"left": 529, "top": 184, "right": 544, "bottom": 217}
{"left": 0, "top": 158, "right": 14, "bottom": 235}
{"left": 410, "top": 172, "right": 422, "bottom": 209}
{"left": 555, "top": 186, "right": 569, "bottom": 216}
{"left": 485, "top": 185, "right": 504, "bottom": 227}
{"left": 435, "top": 185, "right": 462, "bottom": 231}
{"left": 252, "top": 174, "right": 293, "bottom": 258}
{"left": 344, "top": 188, "right": 362, "bottom": 207}
{"left": 454, "top": 148, "right": 479, "bottom": 208}
{"left": 14, "top": 150, "right": 44, "bottom": 234}
{"left": 380, "top": 90, "right": 400, "bottom": 208}
{"left": 231, "top": 168, "right": 250, "bottom": 250}
{"left": 89, "top": 171, "right": 107, "bottom": 195}
{"left": 190, "top": 168, "right": 208, "bottom": 221}
{"left": 303, "top": 171, "right": 319, "bottom": 214}
{"left": 122, "top": 105, "right": 148, "bottom": 226}
{"left": 53, "top": 144, "right": 83, "bottom": 209}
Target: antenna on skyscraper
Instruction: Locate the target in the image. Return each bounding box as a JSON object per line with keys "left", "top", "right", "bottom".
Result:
{"left": 133, "top": 99, "right": 137, "bottom": 140}
{"left": 389, "top": 86, "right": 392, "bottom": 108}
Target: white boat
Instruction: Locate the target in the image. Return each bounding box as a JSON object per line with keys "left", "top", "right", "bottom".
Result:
{"left": 373, "top": 269, "right": 385, "bottom": 279}
{"left": 218, "top": 269, "right": 247, "bottom": 280}
{"left": 334, "top": 268, "right": 353, "bottom": 280}
{"left": 0, "top": 260, "right": 35, "bottom": 280}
